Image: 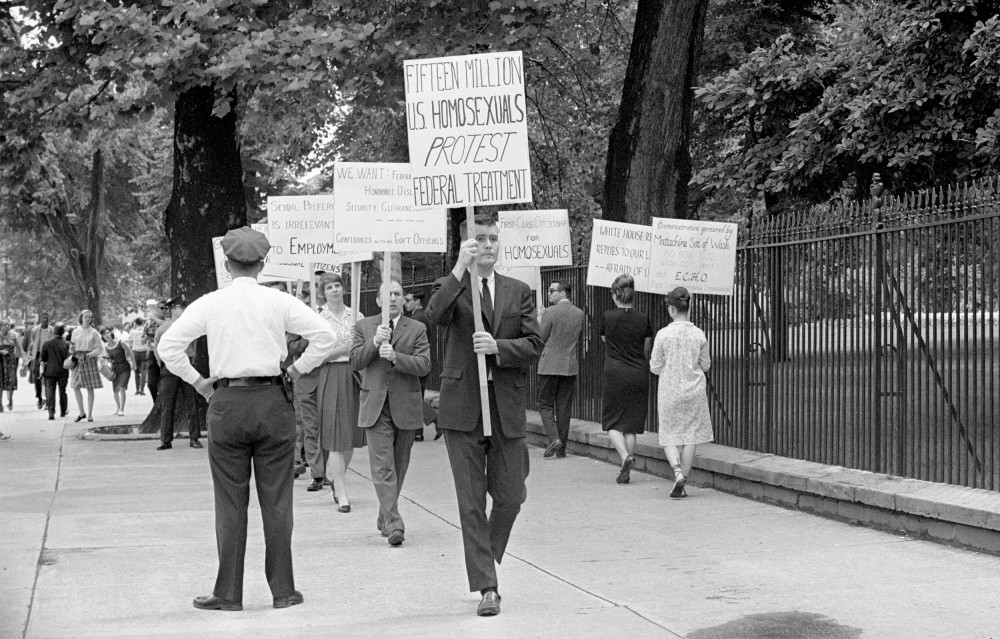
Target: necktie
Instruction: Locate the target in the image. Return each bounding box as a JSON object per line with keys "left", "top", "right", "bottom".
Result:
{"left": 388, "top": 318, "right": 395, "bottom": 340}
{"left": 481, "top": 277, "right": 493, "bottom": 328}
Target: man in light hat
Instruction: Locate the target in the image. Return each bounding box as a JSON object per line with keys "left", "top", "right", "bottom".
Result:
{"left": 158, "top": 226, "right": 335, "bottom": 612}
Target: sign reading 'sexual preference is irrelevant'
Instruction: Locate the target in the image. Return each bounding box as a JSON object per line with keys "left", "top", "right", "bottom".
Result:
{"left": 404, "top": 51, "right": 532, "bottom": 208}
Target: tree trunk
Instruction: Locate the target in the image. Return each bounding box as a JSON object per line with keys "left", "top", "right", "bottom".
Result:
{"left": 42, "top": 148, "right": 106, "bottom": 322}
{"left": 603, "top": 0, "right": 708, "bottom": 224}
{"left": 140, "top": 85, "right": 247, "bottom": 433}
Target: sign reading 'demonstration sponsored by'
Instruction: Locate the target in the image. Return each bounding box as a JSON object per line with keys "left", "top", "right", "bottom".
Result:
{"left": 586, "top": 219, "right": 653, "bottom": 292}
{"left": 333, "top": 162, "right": 447, "bottom": 252}
{"left": 497, "top": 209, "right": 572, "bottom": 267}
{"left": 648, "top": 218, "right": 738, "bottom": 296}
{"left": 404, "top": 51, "right": 532, "bottom": 208}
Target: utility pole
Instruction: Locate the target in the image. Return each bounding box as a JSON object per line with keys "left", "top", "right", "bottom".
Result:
{"left": 0, "top": 253, "right": 8, "bottom": 320}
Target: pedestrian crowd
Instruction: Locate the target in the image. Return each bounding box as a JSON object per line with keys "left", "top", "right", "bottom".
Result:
{"left": 0, "top": 218, "right": 715, "bottom": 619}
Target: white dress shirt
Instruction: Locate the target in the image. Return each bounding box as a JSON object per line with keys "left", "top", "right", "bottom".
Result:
{"left": 157, "top": 277, "right": 335, "bottom": 385}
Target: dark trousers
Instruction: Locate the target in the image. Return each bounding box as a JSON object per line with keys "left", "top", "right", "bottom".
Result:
{"left": 147, "top": 358, "right": 161, "bottom": 402}
{"left": 133, "top": 351, "right": 149, "bottom": 392}
{"left": 44, "top": 374, "right": 68, "bottom": 417}
{"left": 208, "top": 385, "right": 297, "bottom": 602}
{"left": 160, "top": 373, "right": 201, "bottom": 444}
{"left": 538, "top": 374, "right": 577, "bottom": 452}
{"left": 443, "top": 387, "right": 529, "bottom": 592}
{"left": 367, "top": 401, "right": 416, "bottom": 534}
{"left": 32, "top": 359, "right": 43, "bottom": 403}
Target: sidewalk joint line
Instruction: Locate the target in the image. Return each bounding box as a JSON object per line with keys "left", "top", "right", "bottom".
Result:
{"left": 22, "top": 421, "right": 67, "bottom": 639}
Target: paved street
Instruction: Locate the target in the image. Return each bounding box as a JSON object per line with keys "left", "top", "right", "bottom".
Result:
{"left": 2, "top": 383, "right": 998, "bottom": 638}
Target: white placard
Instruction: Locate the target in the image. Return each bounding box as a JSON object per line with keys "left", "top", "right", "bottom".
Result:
{"left": 212, "top": 236, "right": 233, "bottom": 289}
{"left": 648, "top": 218, "right": 738, "bottom": 296}
{"left": 333, "top": 162, "right": 447, "bottom": 252}
{"left": 585, "top": 219, "right": 653, "bottom": 292}
{"left": 249, "top": 223, "right": 306, "bottom": 281}
{"left": 495, "top": 264, "right": 541, "bottom": 290}
{"left": 266, "top": 195, "right": 371, "bottom": 267}
{"left": 404, "top": 51, "right": 532, "bottom": 208}
{"left": 497, "top": 209, "right": 572, "bottom": 267}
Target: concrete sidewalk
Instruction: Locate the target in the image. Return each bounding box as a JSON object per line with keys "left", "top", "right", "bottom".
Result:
{"left": 2, "top": 383, "right": 999, "bottom": 638}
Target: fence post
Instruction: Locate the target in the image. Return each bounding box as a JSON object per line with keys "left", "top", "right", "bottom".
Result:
{"left": 871, "top": 175, "right": 886, "bottom": 473}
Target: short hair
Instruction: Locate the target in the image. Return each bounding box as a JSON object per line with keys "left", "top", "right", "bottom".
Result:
{"left": 316, "top": 272, "right": 345, "bottom": 305}
{"left": 380, "top": 278, "right": 403, "bottom": 296}
{"left": 98, "top": 325, "right": 114, "bottom": 341}
{"left": 550, "top": 280, "right": 572, "bottom": 296}
{"left": 53, "top": 323, "right": 66, "bottom": 337}
{"left": 132, "top": 317, "right": 145, "bottom": 326}
{"left": 611, "top": 275, "right": 634, "bottom": 305}
{"left": 407, "top": 290, "right": 425, "bottom": 303}
{"left": 459, "top": 212, "right": 499, "bottom": 240}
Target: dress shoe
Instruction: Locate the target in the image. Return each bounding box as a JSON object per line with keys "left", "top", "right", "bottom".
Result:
{"left": 433, "top": 429, "right": 443, "bottom": 441}
{"left": 616, "top": 455, "right": 635, "bottom": 484}
{"left": 555, "top": 448, "right": 566, "bottom": 458}
{"left": 273, "top": 590, "right": 304, "bottom": 609}
{"left": 190, "top": 440, "right": 203, "bottom": 449}
{"left": 193, "top": 594, "right": 242, "bottom": 611}
{"left": 293, "top": 462, "right": 306, "bottom": 478}
{"left": 48, "top": 414, "right": 55, "bottom": 421}
{"left": 337, "top": 504, "right": 351, "bottom": 513}
{"left": 73, "top": 414, "right": 87, "bottom": 423}
{"left": 156, "top": 443, "right": 172, "bottom": 451}
{"left": 477, "top": 591, "right": 501, "bottom": 616}
{"left": 306, "top": 478, "right": 324, "bottom": 491}
{"left": 543, "top": 439, "right": 562, "bottom": 459}
{"left": 388, "top": 530, "right": 404, "bottom": 546}
{"left": 37, "top": 401, "right": 43, "bottom": 409}
{"left": 60, "top": 412, "right": 68, "bottom": 417}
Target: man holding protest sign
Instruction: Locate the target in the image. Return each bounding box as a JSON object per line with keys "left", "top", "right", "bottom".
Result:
{"left": 425, "top": 212, "right": 542, "bottom": 617}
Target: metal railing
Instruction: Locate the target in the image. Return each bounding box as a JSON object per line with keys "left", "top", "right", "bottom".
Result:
{"left": 356, "top": 177, "right": 1000, "bottom": 490}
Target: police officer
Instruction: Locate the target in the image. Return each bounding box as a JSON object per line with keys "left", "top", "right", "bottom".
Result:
{"left": 158, "top": 227, "right": 335, "bottom": 611}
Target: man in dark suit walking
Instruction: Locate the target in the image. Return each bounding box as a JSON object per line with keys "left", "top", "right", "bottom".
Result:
{"left": 426, "top": 212, "right": 542, "bottom": 617}
{"left": 538, "top": 280, "right": 585, "bottom": 459}
{"left": 352, "top": 279, "right": 431, "bottom": 547}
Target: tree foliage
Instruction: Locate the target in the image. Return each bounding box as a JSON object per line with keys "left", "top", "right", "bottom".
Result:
{"left": 694, "top": 0, "right": 1000, "bottom": 208}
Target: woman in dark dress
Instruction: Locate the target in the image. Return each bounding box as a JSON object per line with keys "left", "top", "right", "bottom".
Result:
{"left": 600, "top": 275, "right": 653, "bottom": 485}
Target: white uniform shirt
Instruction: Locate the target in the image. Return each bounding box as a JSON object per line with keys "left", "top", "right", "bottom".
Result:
{"left": 157, "top": 277, "right": 335, "bottom": 385}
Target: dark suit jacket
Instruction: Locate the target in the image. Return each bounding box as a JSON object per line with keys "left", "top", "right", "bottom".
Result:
{"left": 538, "top": 299, "right": 584, "bottom": 376}
{"left": 40, "top": 337, "right": 70, "bottom": 378}
{"left": 425, "top": 271, "right": 542, "bottom": 438}
{"left": 350, "top": 315, "right": 431, "bottom": 431}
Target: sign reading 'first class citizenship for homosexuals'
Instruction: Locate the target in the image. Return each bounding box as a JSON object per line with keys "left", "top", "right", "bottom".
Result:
{"left": 403, "top": 51, "right": 532, "bottom": 208}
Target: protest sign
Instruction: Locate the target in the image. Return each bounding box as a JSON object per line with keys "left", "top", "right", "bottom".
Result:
{"left": 648, "top": 218, "right": 738, "bottom": 296}
{"left": 333, "top": 162, "right": 447, "bottom": 253}
{"left": 585, "top": 220, "right": 653, "bottom": 292}
{"left": 266, "top": 195, "right": 338, "bottom": 263}
{"left": 497, "top": 209, "right": 572, "bottom": 267}
{"left": 404, "top": 51, "right": 532, "bottom": 208}
{"left": 212, "top": 236, "right": 233, "bottom": 289}
{"left": 495, "top": 264, "right": 541, "bottom": 290}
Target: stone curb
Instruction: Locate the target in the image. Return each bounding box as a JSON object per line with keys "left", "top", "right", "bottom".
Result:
{"left": 524, "top": 411, "right": 1000, "bottom": 554}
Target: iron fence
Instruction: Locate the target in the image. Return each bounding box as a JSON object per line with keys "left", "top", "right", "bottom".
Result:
{"left": 356, "top": 177, "right": 1000, "bottom": 490}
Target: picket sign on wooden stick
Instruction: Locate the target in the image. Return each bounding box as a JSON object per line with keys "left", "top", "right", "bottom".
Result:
{"left": 351, "top": 262, "right": 361, "bottom": 326}
{"left": 466, "top": 205, "right": 492, "bottom": 437}
{"left": 285, "top": 281, "right": 293, "bottom": 295}
{"left": 381, "top": 251, "right": 392, "bottom": 327}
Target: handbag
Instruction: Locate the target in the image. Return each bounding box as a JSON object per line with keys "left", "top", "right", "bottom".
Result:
{"left": 98, "top": 358, "right": 115, "bottom": 382}
{"left": 63, "top": 355, "right": 78, "bottom": 370}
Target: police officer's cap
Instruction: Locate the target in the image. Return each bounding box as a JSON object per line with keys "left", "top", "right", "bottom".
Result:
{"left": 221, "top": 227, "right": 270, "bottom": 264}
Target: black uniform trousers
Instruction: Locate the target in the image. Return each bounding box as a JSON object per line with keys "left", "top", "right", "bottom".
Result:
{"left": 538, "top": 374, "right": 577, "bottom": 453}
{"left": 443, "top": 385, "right": 529, "bottom": 593}
{"left": 146, "top": 358, "right": 161, "bottom": 401}
{"left": 159, "top": 372, "right": 202, "bottom": 445}
{"left": 208, "top": 385, "right": 297, "bottom": 602}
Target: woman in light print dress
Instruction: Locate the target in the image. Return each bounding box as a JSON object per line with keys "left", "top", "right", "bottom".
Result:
{"left": 649, "top": 287, "right": 713, "bottom": 499}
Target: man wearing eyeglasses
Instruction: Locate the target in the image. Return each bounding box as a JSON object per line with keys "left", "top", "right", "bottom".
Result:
{"left": 143, "top": 299, "right": 171, "bottom": 401}
{"left": 538, "top": 280, "right": 584, "bottom": 459}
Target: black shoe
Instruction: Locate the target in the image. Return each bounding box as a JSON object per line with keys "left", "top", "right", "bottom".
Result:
{"left": 388, "top": 530, "right": 404, "bottom": 546}
{"left": 37, "top": 401, "right": 43, "bottom": 409}
{"left": 307, "top": 478, "right": 323, "bottom": 491}
{"left": 48, "top": 414, "right": 55, "bottom": 421}
{"left": 337, "top": 503, "right": 351, "bottom": 513}
{"left": 193, "top": 594, "right": 242, "bottom": 611}
{"left": 60, "top": 412, "right": 67, "bottom": 418}
{"left": 616, "top": 455, "right": 635, "bottom": 484}
{"left": 73, "top": 414, "right": 87, "bottom": 423}
{"left": 414, "top": 432, "right": 424, "bottom": 442}
{"left": 543, "top": 439, "right": 562, "bottom": 459}
{"left": 293, "top": 462, "right": 306, "bottom": 478}
{"left": 156, "top": 443, "right": 172, "bottom": 450}
{"left": 477, "top": 591, "right": 501, "bottom": 616}
{"left": 273, "top": 590, "right": 304, "bottom": 609}
{"left": 433, "top": 429, "right": 443, "bottom": 441}
{"left": 190, "top": 440, "right": 203, "bottom": 449}
{"left": 555, "top": 448, "right": 566, "bottom": 458}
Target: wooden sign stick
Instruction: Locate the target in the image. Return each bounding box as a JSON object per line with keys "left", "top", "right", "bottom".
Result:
{"left": 351, "top": 262, "right": 361, "bottom": 326}
{"left": 381, "top": 251, "right": 392, "bottom": 327}
{"left": 308, "top": 263, "right": 318, "bottom": 311}
{"left": 466, "top": 205, "right": 492, "bottom": 437}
